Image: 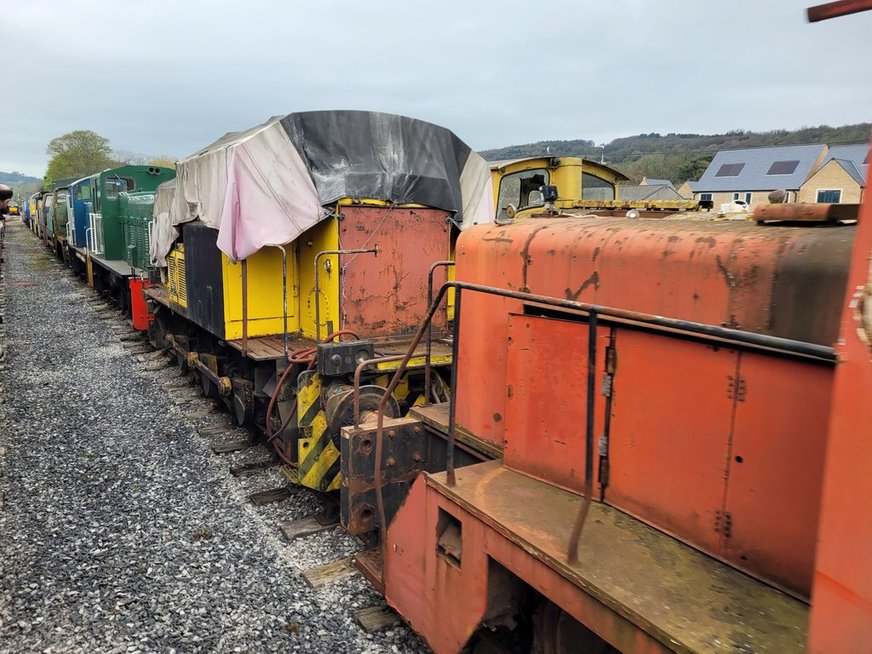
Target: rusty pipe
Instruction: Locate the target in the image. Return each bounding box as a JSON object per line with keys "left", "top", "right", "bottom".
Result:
{"left": 445, "top": 288, "right": 461, "bottom": 486}
{"left": 352, "top": 355, "right": 406, "bottom": 428}
{"left": 807, "top": 0, "right": 872, "bottom": 22}
{"left": 314, "top": 247, "right": 378, "bottom": 342}
{"left": 424, "top": 260, "right": 454, "bottom": 405}
{"left": 568, "top": 309, "right": 597, "bottom": 565}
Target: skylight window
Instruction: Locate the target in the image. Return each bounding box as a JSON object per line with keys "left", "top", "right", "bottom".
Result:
{"left": 767, "top": 160, "right": 800, "bottom": 175}
{"left": 715, "top": 163, "right": 744, "bottom": 177}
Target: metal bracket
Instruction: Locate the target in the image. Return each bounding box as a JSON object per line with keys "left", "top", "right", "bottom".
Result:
{"left": 340, "top": 418, "right": 427, "bottom": 536}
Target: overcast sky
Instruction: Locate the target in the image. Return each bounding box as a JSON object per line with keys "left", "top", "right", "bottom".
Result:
{"left": 3, "top": 0, "right": 870, "bottom": 177}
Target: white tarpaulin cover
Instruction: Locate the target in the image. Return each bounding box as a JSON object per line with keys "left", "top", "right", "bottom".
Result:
{"left": 150, "top": 111, "right": 494, "bottom": 266}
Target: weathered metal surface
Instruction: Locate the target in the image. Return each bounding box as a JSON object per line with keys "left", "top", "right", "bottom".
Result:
{"left": 338, "top": 206, "right": 450, "bottom": 338}
{"left": 754, "top": 202, "right": 859, "bottom": 222}
{"left": 453, "top": 217, "right": 854, "bottom": 452}
{"left": 807, "top": 0, "right": 872, "bottom": 22}
{"left": 723, "top": 350, "right": 833, "bottom": 595}
{"left": 340, "top": 417, "right": 427, "bottom": 535}
{"left": 503, "top": 315, "right": 596, "bottom": 495}
{"left": 606, "top": 328, "right": 832, "bottom": 596}
{"left": 384, "top": 462, "right": 808, "bottom": 654}
{"left": 353, "top": 548, "right": 385, "bottom": 594}
{"left": 808, "top": 152, "right": 872, "bottom": 652}
{"left": 605, "top": 332, "right": 739, "bottom": 561}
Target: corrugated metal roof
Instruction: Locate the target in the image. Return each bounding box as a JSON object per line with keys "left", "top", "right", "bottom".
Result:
{"left": 641, "top": 177, "right": 675, "bottom": 189}
{"left": 694, "top": 144, "right": 826, "bottom": 192}
{"left": 823, "top": 143, "right": 868, "bottom": 184}
{"left": 618, "top": 184, "right": 683, "bottom": 201}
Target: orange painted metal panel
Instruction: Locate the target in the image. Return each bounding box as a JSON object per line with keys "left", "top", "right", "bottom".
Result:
{"left": 808, "top": 149, "right": 872, "bottom": 653}
{"left": 504, "top": 314, "right": 606, "bottom": 494}
{"left": 339, "top": 206, "right": 450, "bottom": 338}
{"left": 724, "top": 352, "right": 833, "bottom": 597}
{"left": 384, "top": 475, "right": 490, "bottom": 654}
{"left": 605, "top": 330, "right": 738, "bottom": 556}
{"left": 454, "top": 218, "right": 853, "bottom": 456}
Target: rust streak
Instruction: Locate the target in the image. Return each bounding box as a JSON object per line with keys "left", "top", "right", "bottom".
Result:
{"left": 519, "top": 224, "right": 552, "bottom": 293}
{"left": 565, "top": 271, "right": 600, "bottom": 301}
{"left": 715, "top": 254, "right": 737, "bottom": 289}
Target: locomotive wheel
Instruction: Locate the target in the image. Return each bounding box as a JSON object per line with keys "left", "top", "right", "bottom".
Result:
{"left": 200, "top": 371, "right": 218, "bottom": 399}
{"left": 326, "top": 386, "right": 400, "bottom": 449}
{"left": 532, "top": 601, "right": 616, "bottom": 654}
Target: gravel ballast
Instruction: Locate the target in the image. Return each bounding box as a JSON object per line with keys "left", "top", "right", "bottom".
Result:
{"left": 0, "top": 220, "right": 429, "bottom": 653}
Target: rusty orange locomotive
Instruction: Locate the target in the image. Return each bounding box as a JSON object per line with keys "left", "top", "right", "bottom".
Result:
{"left": 348, "top": 178, "right": 871, "bottom": 653}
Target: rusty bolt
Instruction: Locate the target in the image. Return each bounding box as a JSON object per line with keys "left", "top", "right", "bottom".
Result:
{"left": 386, "top": 457, "right": 396, "bottom": 467}
{"left": 413, "top": 453, "right": 422, "bottom": 463}
{"left": 413, "top": 426, "right": 422, "bottom": 434}
{"left": 387, "top": 430, "right": 396, "bottom": 439}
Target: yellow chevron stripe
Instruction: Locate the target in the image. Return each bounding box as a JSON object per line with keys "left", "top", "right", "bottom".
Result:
{"left": 299, "top": 438, "right": 340, "bottom": 491}
{"left": 297, "top": 373, "right": 321, "bottom": 427}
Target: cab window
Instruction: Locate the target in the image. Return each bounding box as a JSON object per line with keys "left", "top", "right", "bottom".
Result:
{"left": 105, "top": 177, "right": 135, "bottom": 200}
{"left": 496, "top": 168, "right": 549, "bottom": 220}
{"left": 581, "top": 173, "right": 615, "bottom": 201}
{"left": 76, "top": 184, "right": 90, "bottom": 201}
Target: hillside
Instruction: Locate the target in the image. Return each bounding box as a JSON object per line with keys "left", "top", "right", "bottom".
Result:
{"left": 480, "top": 123, "right": 872, "bottom": 184}
{"left": 0, "top": 171, "right": 41, "bottom": 186}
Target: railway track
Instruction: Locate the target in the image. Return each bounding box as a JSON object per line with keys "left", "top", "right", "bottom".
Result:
{"left": 0, "top": 219, "right": 427, "bottom": 653}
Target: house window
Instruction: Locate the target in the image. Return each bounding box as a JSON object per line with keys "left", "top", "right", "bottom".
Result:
{"left": 767, "top": 160, "right": 800, "bottom": 175}
{"left": 732, "top": 192, "right": 752, "bottom": 204}
{"left": 817, "top": 189, "right": 842, "bottom": 203}
{"left": 700, "top": 193, "right": 712, "bottom": 202}
{"left": 716, "top": 163, "right": 745, "bottom": 177}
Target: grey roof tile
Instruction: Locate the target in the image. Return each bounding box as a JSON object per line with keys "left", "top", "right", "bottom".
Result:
{"left": 694, "top": 144, "right": 827, "bottom": 192}
{"left": 823, "top": 143, "right": 869, "bottom": 184}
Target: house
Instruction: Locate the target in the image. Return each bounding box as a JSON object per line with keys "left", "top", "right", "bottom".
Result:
{"left": 690, "top": 144, "right": 828, "bottom": 208}
{"left": 618, "top": 184, "right": 685, "bottom": 201}
{"left": 640, "top": 177, "right": 676, "bottom": 190}
{"left": 798, "top": 143, "right": 868, "bottom": 203}
{"left": 676, "top": 180, "right": 696, "bottom": 199}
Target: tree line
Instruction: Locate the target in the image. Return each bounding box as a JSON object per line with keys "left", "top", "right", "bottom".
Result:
{"left": 43, "top": 130, "right": 175, "bottom": 189}
{"left": 480, "top": 123, "right": 872, "bottom": 184}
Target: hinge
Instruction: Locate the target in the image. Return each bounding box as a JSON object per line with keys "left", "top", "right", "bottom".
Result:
{"left": 605, "top": 344, "right": 617, "bottom": 374}
{"left": 714, "top": 510, "right": 733, "bottom": 538}
{"left": 600, "top": 374, "right": 612, "bottom": 397}
{"left": 598, "top": 456, "right": 610, "bottom": 489}
{"left": 726, "top": 375, "right": 747, "bottom": 402}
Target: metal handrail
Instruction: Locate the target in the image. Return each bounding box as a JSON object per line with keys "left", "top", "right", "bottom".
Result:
{"left": 424, "top": 260, "right": 454, "bottom": 405}
{"left": 270, "top": 246, "right": 289, "bottom": 361}
{"left": 373, "top": 280, "right": 839, "bottom": 561}
{"left": 352, "top": 355, "right": 406, "bottom": 428}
